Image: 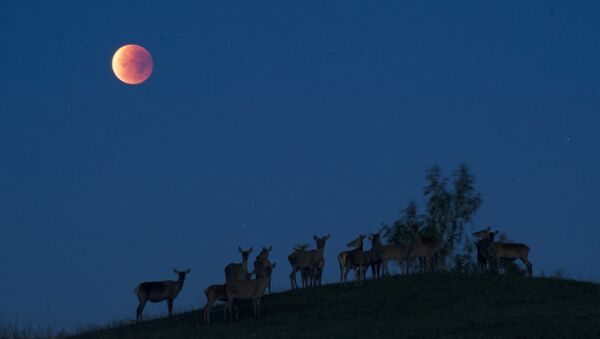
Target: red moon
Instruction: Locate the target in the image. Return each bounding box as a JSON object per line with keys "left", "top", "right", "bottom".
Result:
{"left": 112, "top": 44, "right": 153, "bottom": 85}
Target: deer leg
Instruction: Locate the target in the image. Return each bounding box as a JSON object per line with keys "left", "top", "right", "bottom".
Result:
{"left": 204, "top": 295, "right": 216, "bottom": 323}
{"left": 136, "top": 300, "right": 146, "bottom": 323}
{"left": 203, "top": 302, "right": 210, "bottom": 323}
{"left": 257, "top": 298, "right": 262, "bottom": 319}
{"left": 289, "top": 267, "right": 298, "bottom": 289}
{"left": 492, "top": 256, "right": 499, "bottom": 274}
{"left": 167, "top": 298, "right": 174, "bottom": 317}
{"left": 224, "top": 298, "right": 232, "bottom": 321}
{"left": 520, "top": 256, "right": 533, "bottom": 277}
{"left": 359, "top": 266, "right": 364, "bottom": 285}
{"left": 315, "top": 267, "right": 322, "bottom": 286}
{"left": 268, "top": 275, "right": 272, "bottom": 293}
{"left": 319, "top": 268, "right": 324, "bottom": 286}
{"left": 301, "top": 269, "right": 307, "bottom": 288}
{"left": 317, "top": 267, "right": 322, "bottom": 286}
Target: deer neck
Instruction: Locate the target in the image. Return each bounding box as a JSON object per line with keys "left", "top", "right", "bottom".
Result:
{"left": 241, "top": 258, "right": 249, "bottom": 274}
{"left": 175, "top": 278, "right": 185, "bottom": 293}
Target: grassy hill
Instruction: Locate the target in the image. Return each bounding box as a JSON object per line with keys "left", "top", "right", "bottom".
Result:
{"left": 69, "top": 273, "right": 600, "bottom": 339}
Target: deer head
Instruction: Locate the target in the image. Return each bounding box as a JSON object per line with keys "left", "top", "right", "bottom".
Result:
{"left": 313, "top": 234, "right": 330, "bottom": 249}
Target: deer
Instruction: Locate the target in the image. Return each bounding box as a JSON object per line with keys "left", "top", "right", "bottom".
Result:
{"left": 475, "top": 229, "right": 533, "bottom": 277}
{"left": 473, "top": 227, "right": 498, "bottom": 273}
{"left": 379, "top": 243, "right": 409, "bottom": 276}
{"left": 337, "top": 250, "right": 349, "bottom": 282}
{"left": 225, "top": 247, "right": 253, "bottom": 282}
{"left": 203, "top": 283, "right": 228, "bottom": 324}
{"left": 291, "top": 243, "right": 312, "bottom": 287}
{"left": 134, "top": 268, "right": 190, "bottom": 322}
{"left": 312, "top": 242, "right": 328, "bottom": 287}
{"left": 340, "top": 234, "right": 366, "bottom": 285}
{"left": 359, "top": 233, "right": 383, "bottom": 279}
{"left": 253, "top": 246, "right": 273, "bottom": 293}
{"left": 288, "top": 235, "right": 330, "bottom": 289}
{"left": 224, "top": 263, "right": 277, "bottom": 321}
{"left": 405, "top": 234, "right": 442, "bottom": 274}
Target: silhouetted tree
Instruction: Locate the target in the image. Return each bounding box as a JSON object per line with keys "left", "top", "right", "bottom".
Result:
{"left": 383, "top": 200, "right": 422, "bottom": 247}
{"left": 422, "top": 165, "right": 452, "bottom": 262}
{"left": 420, "top": 164, "right": 483, "bottom": 269}
{"left": 385, "top": 164, "right": 482, "bottom": 270}
{"left": 449, "top": 164, "right": 482, "bottom": 250}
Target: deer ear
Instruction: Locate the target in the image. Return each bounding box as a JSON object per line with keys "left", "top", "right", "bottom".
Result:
{"left": 185, "top": 268, "right": 191, "bottom": 274}
{"left": 173, "top": 268, "right": 179, "bottom": 274}
{"left": 248, "top": 247, "right": 253, "bottom": 253}
{"left": 267, "top": 246, "right": 272, "bottom": 252}
{"left": 325, "top": 234, "right": 330, "bottom": 240}
{"left": 238, "top": 246, "right": 243, "bottom": 253}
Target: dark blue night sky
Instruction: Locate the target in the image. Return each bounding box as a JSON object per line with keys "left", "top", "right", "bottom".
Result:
{"left": 1, "top": 1, "right": 599, "bottom": 331}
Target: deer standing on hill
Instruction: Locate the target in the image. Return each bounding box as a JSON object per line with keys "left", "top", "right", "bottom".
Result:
{"left": 203, "top": 283, "right": 228, "bottom": 323}
{"left": 340, "top": 234, "right": 366, "bottom": 285}
{"left": 225, "top": 247, "right": 252, "bottom": 282}
{"left": 365, "top": 232, "right": 383, "bottom": 279}
{"left": 290, "top": 244, "right": 312, "bottom": 287}
{"left": 473, "top": 228, "right": 533, "bottom": 277}
{"left": 379, "top": 243, "right": 409, "bottom": 276}
{"left": 288, "top": 235, "right": 330, "bottom": 289}
{"left": 406, "top": 234, "right": 441, "bottom": 274}
{"left": 134, "top": 268, "right": 190, "bottom": 322}
{"left": 360, "top": 233, "right": 383, "bottom": 279}
{"left": 253, "top": 246, "right": 273, "bottom": 293}
{"left": 225, "top": 263, "right": 277, "bottom": 320}
{"left": 473, "top": 227, "right": 496, "bottom": 272}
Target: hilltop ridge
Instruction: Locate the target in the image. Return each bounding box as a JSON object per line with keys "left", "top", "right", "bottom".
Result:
{"left": 70, "top": 273, "right": 600, "bottom": 339}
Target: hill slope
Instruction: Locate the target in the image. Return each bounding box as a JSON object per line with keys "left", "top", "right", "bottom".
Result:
{"left": 70, "top": 273, "right": 600, "bottom": 338}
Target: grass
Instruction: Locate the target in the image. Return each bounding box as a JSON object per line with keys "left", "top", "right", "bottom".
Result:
{"left": 0, "top": 320, "right": 55, "bottom": 339}
{"left": 67, "top": 273, "right": 600, "bottom": 339}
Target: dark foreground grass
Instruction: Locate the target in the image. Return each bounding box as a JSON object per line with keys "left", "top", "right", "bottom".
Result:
{"left": 69, "top": 273, "right": 600, "bottom": 339}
